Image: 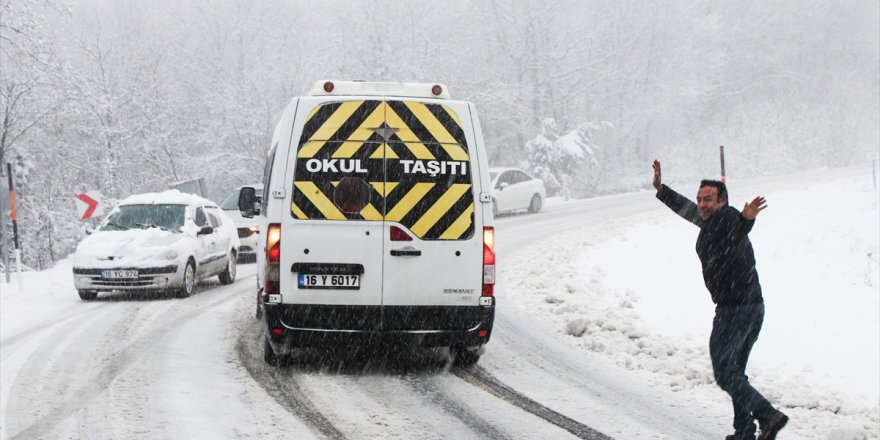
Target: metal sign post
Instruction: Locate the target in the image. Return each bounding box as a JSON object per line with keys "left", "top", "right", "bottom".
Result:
{"left": 720, "top": 145, "right": 727, "bottom": 184}
{"left": 6, "top": 163, "right": 22, "bottom": 289}
{"left": 0, "top": 176, "right": 9, "bottom": 283}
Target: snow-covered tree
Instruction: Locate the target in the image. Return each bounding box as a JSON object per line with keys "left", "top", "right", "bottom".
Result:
{"left": 0, "top": 0, "right": 67, "bottom": 178}
{"left": 525, "top": 118, "right": 611, "bottom": 198}
{"left": 0, "top": 0, "right": 876, "bottom": 267}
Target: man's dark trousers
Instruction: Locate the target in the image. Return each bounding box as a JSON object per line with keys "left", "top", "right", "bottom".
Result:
{"left": 710, "top": 303, "right": 773, "bottom": 435}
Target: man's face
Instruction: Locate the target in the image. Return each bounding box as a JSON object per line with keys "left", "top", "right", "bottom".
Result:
{"left": 696, "top": 186, "right": 724, "bottom": 220}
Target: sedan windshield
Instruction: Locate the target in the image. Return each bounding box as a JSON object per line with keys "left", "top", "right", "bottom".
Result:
{"left": 219, "top": 189, "right": 240, "bottom": 210}
{"left": 220, "top": 188, "right": 262, "bottom": 211}
{"left": 101, "top": 204, "right": 186, "bottom": 232}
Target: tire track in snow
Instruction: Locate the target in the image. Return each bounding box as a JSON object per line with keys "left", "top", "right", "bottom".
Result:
{"left": 236, "top": 317, "right": 602, "bottom": 440}
{"left": 3, "top": 302, "right": 129, "bottom": 438}
{"left": 237, "top": 317, "right": 527, "bottom": 440}
{"left": 403, "top": 374, "right": 514, "bottom": 440}
{"left": 0, "top": 302, "right": 105, "bottom": 356}
{"left": 235, "top": 320, "right": 348, "bottom": 440}
{"left": 453, "top": 366, "right": 613, "bottom": 440}
{"left": 8, "top": 289, "right": 240, "bottom": 440}
{"left": 485, "top": 306, "right": 725, "bottom": 439}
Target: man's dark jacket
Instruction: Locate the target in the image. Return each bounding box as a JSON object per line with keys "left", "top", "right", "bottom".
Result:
{"left": 656, "top": 184, "right": 764, "bottom": 306}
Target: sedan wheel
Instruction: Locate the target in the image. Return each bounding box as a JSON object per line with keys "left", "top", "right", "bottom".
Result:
{"left": 178, "top": 259, "right": 196, "bottom": 298}
{"left": 219, "top": 251, "right": 237, "bottom": 285}
{"left": 264, "top": 337, "right": 290, "bottom": 366}
{"left": 78, "top": 290, "right": 98, "bottom": 301}
{"left": 528, "top": 194, "right": 543, "bottom": 213}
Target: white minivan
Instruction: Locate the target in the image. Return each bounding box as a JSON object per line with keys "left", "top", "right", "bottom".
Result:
{"left": 238, "top": 80, "right": 496, "bottom": 366}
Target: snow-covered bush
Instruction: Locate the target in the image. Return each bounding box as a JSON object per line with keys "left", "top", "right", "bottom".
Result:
{"left": 524, "top": 118, "right": 612, "bottom": 198}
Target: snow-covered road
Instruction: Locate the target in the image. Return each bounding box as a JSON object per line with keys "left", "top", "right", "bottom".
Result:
{"left": 2, "top": 166, "right": 877, "bottom": 439}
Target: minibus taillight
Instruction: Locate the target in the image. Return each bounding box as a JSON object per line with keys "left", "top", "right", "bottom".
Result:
{"left": 265, "top": 223, "right": 281, "bottom": 294}
{"left": 482, "top": 227, "right": 495, "bottom": 297}
{"left": 390, "top": 225, "right": 412, "bottom": 241}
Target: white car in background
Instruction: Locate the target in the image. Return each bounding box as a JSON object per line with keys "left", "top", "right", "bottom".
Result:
{"left": 72, "top": 190, "right": 240, "bottom": 300}
{"left": 489, "top": 167, "right": 547, "bottom": 216}
{"left": 220, "top": 185, "right": 263, "bottom": 262}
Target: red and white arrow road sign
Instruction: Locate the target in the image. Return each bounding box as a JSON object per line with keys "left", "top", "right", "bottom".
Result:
{"left": 75, "top": 193, "right": 102, "bottom": 220}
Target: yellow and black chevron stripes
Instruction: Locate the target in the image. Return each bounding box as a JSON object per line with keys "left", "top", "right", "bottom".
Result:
{"left": 409, "top": 184, "right": 471, "bottom": 238}
{"left": 384, "top": 183, "right": 434, "bottom": 223}
{"left": 294, "top": 181, "right": 345, "bottom": 220}
{"left": 382, "top": 179, "right": 474, "bottom": 240}
{"left": 291, "top": 100, "right": 475, "bottom": 240}
{"left": 394, "top": 101, "right": 469, "bottom": 160}
{"left": 292, "top": 178, "right": 474, "bottom": 240}
{"left": 299, "top": 100, "right": 468, "bottom": 147}
{"left": 298, "top": 100, "right": 385, "bottom": 158}
{"left": 292, "top": 177, "right": 386, "bottom": 222}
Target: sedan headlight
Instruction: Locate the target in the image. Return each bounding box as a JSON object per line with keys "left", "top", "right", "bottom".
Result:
{"left": 238, "top": 225, "right": 259, "bottom": 238}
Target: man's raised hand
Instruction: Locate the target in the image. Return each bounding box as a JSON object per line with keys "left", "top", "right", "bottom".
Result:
{"left": 742, "top": 196, "right": 767, "bottom": 220}
{"left": 652, "top": 160, "right": 662, "bottom": 191}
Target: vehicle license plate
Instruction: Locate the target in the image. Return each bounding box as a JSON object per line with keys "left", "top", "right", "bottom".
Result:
{"left": 298, "top": 273, "right": 360, "bottom": 289}
{"left": 102, "top": 269, "right": 138, "bottom": 279}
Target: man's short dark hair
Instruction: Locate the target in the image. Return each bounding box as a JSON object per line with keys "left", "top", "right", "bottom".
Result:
{"left": 700, "top": 179, "right": 728, "bottom": 203}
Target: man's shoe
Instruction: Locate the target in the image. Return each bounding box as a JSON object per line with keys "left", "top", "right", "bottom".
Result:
{"left": 726, "top": 434, "right": 756, "bottom": 440}
{"left": 757, "top": 410, "right": 789, "bottom": 440}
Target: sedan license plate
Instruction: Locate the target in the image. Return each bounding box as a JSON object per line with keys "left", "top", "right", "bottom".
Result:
{"left": 298, "top": 273, "right": 360, "bottom": 289}
{"left": 102, "top": 269, "right": 138, "bottom": 279}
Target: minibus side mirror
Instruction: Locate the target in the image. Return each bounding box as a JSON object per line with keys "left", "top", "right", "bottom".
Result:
{"left": 238, "top": 187, "right": 256, "bottom": 218}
